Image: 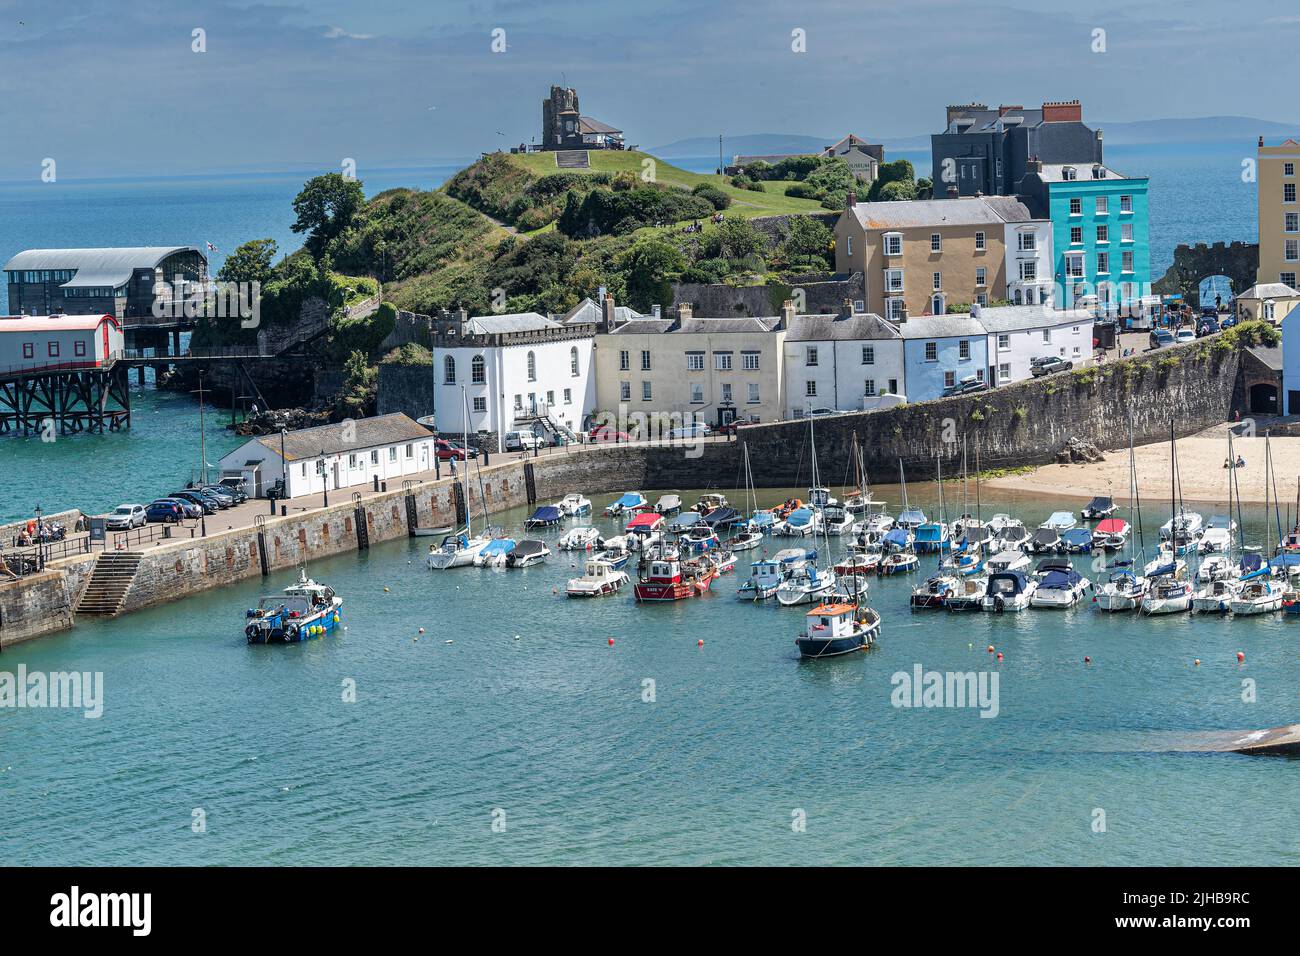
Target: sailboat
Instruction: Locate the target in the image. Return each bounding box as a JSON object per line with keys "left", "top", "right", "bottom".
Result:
{"left": 1193, "top": 428, "right": 1245, "bottom": 611}
{"left": 726, "top": 443, "right": 766, "bottom": 551}
{"left": 912, "top": 454, "right": 958, "bottom": 608}
{"left": 1096, "top": 413, "right": 1147, "bottom": 612}
{"left": 428, "top": 389, "right": 491, "bottom": 570}
{"left": 776, "top": 415, "right": 838, "bottom": 605}
{"left": 1141, "top": 421, "right": 1193, "bottom": 614}
{"left": 1229, "top": 431, "right": 1284, "bottom": 615}
{"left": 880, "top": 458, "right": 920, "bottom": 575}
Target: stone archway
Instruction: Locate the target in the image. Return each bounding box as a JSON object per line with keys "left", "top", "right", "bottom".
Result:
{"left": 1249, "top": 382, "right": 1279, "bottom": 414}
{"left": 1153, "top": 241, "right": 1258, "bottom": 308}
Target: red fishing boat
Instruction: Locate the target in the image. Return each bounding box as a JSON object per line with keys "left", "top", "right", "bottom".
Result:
{"left": 633, "top": 547, "right": 717, "bottom": 602}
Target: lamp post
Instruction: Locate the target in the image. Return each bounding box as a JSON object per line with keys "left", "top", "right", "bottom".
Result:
{"left": 271, "top": 427, "right": 287, "bottom": 515}
{"left": 34, "top": 502, "right": 44, "bottom": 568}
{"left": 321, "top": 448, "right": 329, "bottom": 509}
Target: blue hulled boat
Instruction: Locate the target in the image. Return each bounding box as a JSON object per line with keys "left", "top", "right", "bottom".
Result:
{"left": 245, "top": 569, "right": 342, "bottom": 644}
{"left": 524, "top": 505, "right": 564, "bottom": 529}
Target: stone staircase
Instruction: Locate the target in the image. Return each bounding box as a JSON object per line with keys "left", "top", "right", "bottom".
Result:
{"left": 76, "top": 552, "right": 143, "bottom": 616}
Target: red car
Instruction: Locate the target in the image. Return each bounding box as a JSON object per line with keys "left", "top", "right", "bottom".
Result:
{"left": 716, "top": 420, "right": 751, "bottom": 436}
{"left": 435, "top": 439, "right": 478, "bottom": 461}
{"left": 588, "top": 426, "right": 632, "bottom": 443}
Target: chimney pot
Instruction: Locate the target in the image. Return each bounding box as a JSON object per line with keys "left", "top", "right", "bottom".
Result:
{"left": 847, "top": 192, "right": 857, "bottom": 208}
{"left": 678, "top": 302, "right": 693, "bottom": 321}
{"left": 781, "top": 299, "right": 796, "bottom": 323}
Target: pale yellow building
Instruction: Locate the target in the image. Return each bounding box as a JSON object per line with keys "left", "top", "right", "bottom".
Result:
{"left": 593, "top": 302, "right": 787, "bottom": 428}
{"left": 1236, "top": 282, "right": 1300, "bottom": 324}
{"left": 1256, "top": 138, "right": 1300, "bottom": 287}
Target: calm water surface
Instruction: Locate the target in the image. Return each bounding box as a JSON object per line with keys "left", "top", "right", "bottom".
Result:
{"left": 1, "top": 487, "right": 1296, "bottom": 866}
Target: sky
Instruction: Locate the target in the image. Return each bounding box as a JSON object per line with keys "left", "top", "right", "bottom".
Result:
{"left": 1, "top": 0, "right": 1298, "bottom": 180}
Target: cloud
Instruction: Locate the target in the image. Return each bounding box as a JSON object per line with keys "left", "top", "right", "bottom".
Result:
{"left": 323, "top": 26, "right": 374, "bottom": 40}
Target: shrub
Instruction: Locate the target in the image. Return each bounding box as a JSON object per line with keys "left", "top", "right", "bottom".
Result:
{"left": 690, "top": 183, "right": 731, "bottom": 210}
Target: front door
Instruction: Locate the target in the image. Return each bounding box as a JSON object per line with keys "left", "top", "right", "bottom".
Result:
{"left": 332, "top": 462, "right": 341, "bottom": 489}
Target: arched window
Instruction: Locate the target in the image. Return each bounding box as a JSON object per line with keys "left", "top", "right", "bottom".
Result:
{"left": 1014, "top": 288, "right": 1023, "bottom": 305}
{"left": 471, "top": 354, "right": 485, "bottom": 384}
{"left": 527, "top": 351, "right": 537, "bottom": 382}
{"left": 570, "top": 346, "right": 579, "bottom": 377}
{"left": 443, "top": 355, "right": 456, "bottom": 385}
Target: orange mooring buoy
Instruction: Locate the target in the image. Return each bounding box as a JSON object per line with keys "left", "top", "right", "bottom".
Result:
{"left": 1236, "top": 651, "right": 1245, "bottom": 663}
{"left": 608, "top": 637, "right": 615, "bottom": 646}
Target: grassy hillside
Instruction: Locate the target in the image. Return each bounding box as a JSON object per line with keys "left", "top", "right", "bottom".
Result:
{"left": 506, "top": 149, "right": 827, "bottom": 218}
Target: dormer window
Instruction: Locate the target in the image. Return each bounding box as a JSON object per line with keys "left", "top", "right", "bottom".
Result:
{"left": 1062, "top": 166, "right": 1077, "bottom": 181}
{"left": 1092, "top": 165, "right": 1105, "bottom": 179}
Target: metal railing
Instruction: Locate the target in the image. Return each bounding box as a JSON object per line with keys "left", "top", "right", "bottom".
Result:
{"left": 0, "top": 351, "right": 124, "bottom": 380}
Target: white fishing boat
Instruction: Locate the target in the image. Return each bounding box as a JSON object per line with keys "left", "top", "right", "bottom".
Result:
{"left": 794, "top": 600, "right": 880, "bottom": 659}
{"left": 566, "top": 558, "right": 629, "bottom": 597}
{"left": 982, "top": 570, "right": 1036, "bottom": 611}
{"left": 558, "top": 526, "right": 601, "bottom": 551}
{"left": 807, "top": 486, "right": 836, "bottom": 509}
{"left": 910, "top": 571, "right": 959, "bottom": 609}
{"left": 1029, "top": 564, "right": 1090, "bottom": 608}
{"left": 556, "top": 493, "right": 592, "bottom": 516}
{"left": 693, "top": 493, "right": 729, "bottom": 513}
{"left": 1095, "top": 567, "right": 1146, "bottom": 611}
{"left": 853, "top": 508, "right": 895, "bottom": 536}
{"left": 713, "top": 550, "right": 738, "bottom": 575}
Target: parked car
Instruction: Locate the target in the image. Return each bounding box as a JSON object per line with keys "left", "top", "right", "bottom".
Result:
{"left": 1030, "top": 356, "right": 1072, "bottom": 377}
{"left": 163, "top": 496, "right": 203, "bottom": 519}
{"left": 716, "top": 419, "right": 751, "bottom": 436}
{"left": 435, "top": 439, "right": 478, "bottom": 461}
{"left": 1175, "top": 327, "right": 1197, "bottom": 344}
{"left": 1149, "top": 328, "right": 1175, "bottom": 349}
{"left": 1220, "top": 314, "right": 1237, "bottom": 329}
{"left": 943, "top": 375, "right": 989, "bottom": 396}
{"left": 106, "top": 504, "right": 147, "bottom": 530}
{"left": 145, "top": 500, "right": 185, "bottom": 524}
{"left": 217, "top": 477, "right": 248, "bottom": 496}
{"left": 806, "top": 407, "right": 848, "bottom": 418}
{"left": 201, "top": 485, "right": 239, "bottom": 507}
{"left": 667, "top": 422, "right": 712, "bottom": 440}
{"left": 588, "top": 426, "right": 632, "bottom": 443}
{"left": 170, "top": 490, "right": 218, "bottom": 515}
{"left": 207, "top": 483, "right": 246, "bottom": 504}
{"left": 504, "top": 430, "right": 543, "bottom": 452}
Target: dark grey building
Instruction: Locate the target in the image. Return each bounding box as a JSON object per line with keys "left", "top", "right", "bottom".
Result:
{"left": 930, "top": 100, "right": 1104, "bottom": 197}
{"left": 3, "top": 246, "right": 207, "bottom": 320}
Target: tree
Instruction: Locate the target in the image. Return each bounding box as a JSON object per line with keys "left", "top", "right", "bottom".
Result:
{"left": 617, "top": 236, "right": 685, "bottom": 311}
{"left": 878, "top": 179, "right": 916, "bottom": 202}
{"left": 868, "top": 159, "right": 916, "bottom": 202}
{"left": 703, "top": 217, "right": 766, "bottom": 262}
{"left": 292, "top": 173, "right": 366, "bottom": 258}
{"left": 782, "top": 216, "right": 834, "bottom": 267}
{"left": 215, "top": 239, "right": 278, "bottom": 285}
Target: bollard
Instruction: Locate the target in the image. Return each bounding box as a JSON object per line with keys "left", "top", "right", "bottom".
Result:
{"left": 280, "top": 505, "right": 287, "bottom": 517}
{"left": 373, "top": 475, "right": 379, "bottom": 492}
{"left": 381, "top": 481, "right": 387, "bottom": 493}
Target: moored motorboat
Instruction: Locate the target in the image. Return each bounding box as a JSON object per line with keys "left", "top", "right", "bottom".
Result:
{"left": 1094, "top": 566, "right": 1145, "bottom": 612}
{"left": 910, "top": 572, "right": 957, "bottom": 609}
{"left": 945, "top": 574, "right": 988, "bottom": 612}
{"left": 817, "top": 503, "right": 853, "bottom": 536}
{"left": 1041, "top": 511, "right": 1077, "bottom": 532}
{"left": 558, "top": 526, "right": 601, "bottom": 551}
{"left": 776, "top": 506, "right": 816, "bottom": 537}
{"left": 1030, "top": 565, "right": 1090, "bottom": 608}
{"left": 737, "top": 548, "right": 812, "bottom": 601}
{"left": 1092, "top": 517, "right": 1131, "bottom": 551}
{"left": 713, "top": 549, "right": 738, "bottom": 575}
{"left": 654, "top": 494, "right": 682, "bottom": 515}
{"left": 985, "top": 548, "right": 1030, "bottom": 574}
{"left": 427, "top": 531, "right": 490, "bottom": 569}
{"left": 775, "top": 564, "right": 837, "bottom": 606}
{"left": 1081, "top": 495, "right": 1115, "bottom": 519}
{"left": 505, "top": 538, "right": 550, "bottom": 568}
{"left": 725, "top": 521, "right": 765, "bottom": 551}
{"left": 556, "top": 493, "right": 592, "bottom": 516}
{"left": 473, "top": 537, "right": 517, "bottom": 568}
{"left": 681, "top": 523, "right": 720, "bottom": 553}
{"left": 795, "top": 601, "right": 880, "bottom": 659}
{"left": 1060, "top": 528, "right": 1095, "bottom": 554}
{"left": 604, "top": 492, "right": 649, "bottom": 516}
{"left": 245, "top": 569, "right": 342, "bottom": 644}
{"left": 982, "top": 570, "right": 1036, "bottom": 611}
{"left": 1027, "top": 526, "right": 1062, "bottom": 554}
{"left": 566, "top": 558, "right": 629, "bottom": 597}
{"left": 633, "top": 547, "right": 717, "bottom": 602}
{"left": 524, "top": 505, "right": 564, "bottom": 529}
{"left": 835, "top": 548, "right": 881, "bottom": 576}
{"left": 694, "top": 493, "right": 729, "bottom": 513}
{"left": 1159, "top": 511, "right": 1204, "bottom": 541}
{"left": 914, "top": 521, "right": 950, "bottom": 554}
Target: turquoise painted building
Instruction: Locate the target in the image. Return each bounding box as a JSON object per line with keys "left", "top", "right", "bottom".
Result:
{"left": 1019, "top": 160, "right": 1152, "bottom": 320}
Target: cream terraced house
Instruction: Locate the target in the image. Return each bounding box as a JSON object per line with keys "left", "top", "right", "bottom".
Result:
{"left": 834, "top": 195, "right": 1017, "bottom": 320}
{"left": 593, "top": 302, "right": 786, "bottom": 427}
{"left": 783, "top": 308, "right": 904, "bottom": 416}
{"left": 1256, "top": 137, "right": 1300, "bottom": 289}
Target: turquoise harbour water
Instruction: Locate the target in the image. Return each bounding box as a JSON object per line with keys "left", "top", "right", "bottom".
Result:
{"left": 1, "top": 488, "right": 1296, "bottom": 866}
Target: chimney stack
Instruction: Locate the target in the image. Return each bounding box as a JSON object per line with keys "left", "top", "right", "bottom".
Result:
{"left": 847, "top": 192, "right": 857, "bottom": 209}
{"left": 1259, "top": 135, "right": 1266, "bottom": 148}
{"left": 782, "top": 299, "right": 796, "bottom": 325}
{"left": 841, "top": 298, "right": 854, "bottom": 317}
{"left": 602, "top": 292, "right": 616, "bottom": 329}
{"left": 678, "top": 302, "right": 693, "bottom": 321}
{"left": 970, "top": 303, "right": 982, "bottom": 319}
{"left": 1025, "top": 155, "right": 1042, "bottom": 174}
{"left": 947, "top": 184, "right": 959, "bottom": 198}
{"left": 651, "top": 304, "right": 662, "bottom": 318}
{"left": 1041, "top": 99, "right": 1082, "bottom": 123}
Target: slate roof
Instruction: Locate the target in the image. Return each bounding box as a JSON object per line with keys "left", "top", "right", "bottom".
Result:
{"left": 607, "top": 318, "right": 675, "bottom": 335}
{"left": 560, "top": 298, "right": 644, "bottom": 326}
{"left": 849, "top": 197, "right": 1006, "bottom": 229}
{"left": 579, "top": 117, "right": 622, "bottom": 135}
{"left": 3, "top": 247, "right": 204, "bottom": 289}
{"left": 897, "top": 314, "right": 988, "bottom": 339}
{"left": 1239, "top": 283, "right": 1300, "bottom": 299}
{"left": 1034, "top": 163, "right": 1137, "bottom": 182}
{"left": 785, "top": 312, "right": 899, "bottom": 341}
{"left": 1247, "top": 346, "right": 1283, "bottom": 371}
{"left": 947, "top": 107, "right": 1047, "bottom": 132}
{"left": 981, "top": 195, "right": 1043, "bottom": 222}
{"left": 252, "top": 413, "right": 432, "bottom": 461}
{"left": 974, "top": 304, "right": 1093, "bottom": 332}
{"left": 463, "top": 312, "right": 559, "bottom": 334}
{"left": 676, "top": 316, "right": 781, "bottom": 334}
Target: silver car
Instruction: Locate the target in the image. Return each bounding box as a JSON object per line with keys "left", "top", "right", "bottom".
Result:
{"left": 106, "top": 504, "right": 147, "bottom": 530}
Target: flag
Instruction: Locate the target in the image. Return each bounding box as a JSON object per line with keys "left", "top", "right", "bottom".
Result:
{"left": 206, "top": 241, "right": 218, "bottom": 252}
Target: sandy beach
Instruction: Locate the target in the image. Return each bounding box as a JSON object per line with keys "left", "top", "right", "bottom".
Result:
{"left": 985, "top": 423, "right": 1300, "bottom": 505}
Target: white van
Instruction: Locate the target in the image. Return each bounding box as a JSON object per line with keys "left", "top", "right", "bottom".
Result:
{"left": 504, "top": 430, "right": 542, "bottom": 451}
{"left": 667, "top": 422, "right": 711, "bottom": 440}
